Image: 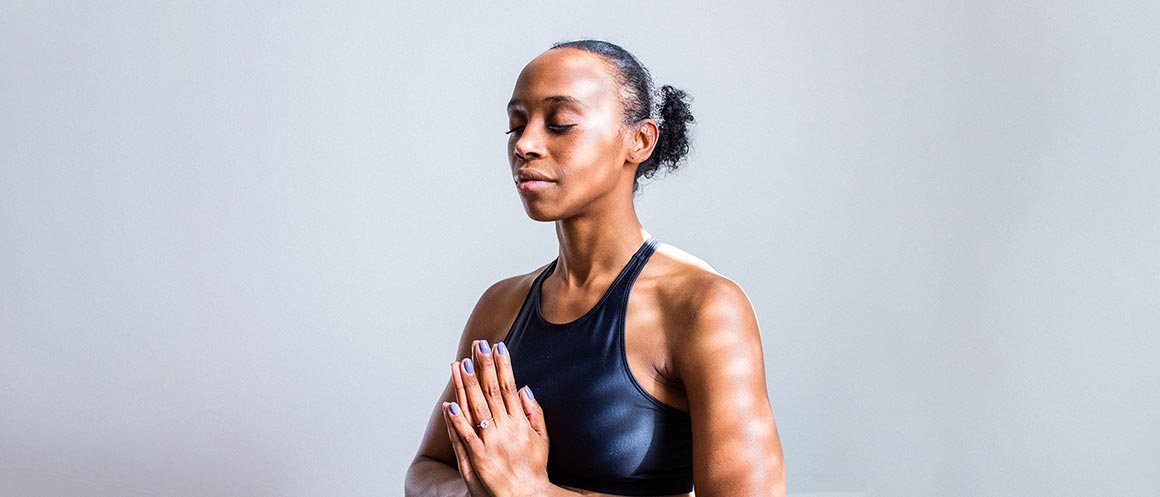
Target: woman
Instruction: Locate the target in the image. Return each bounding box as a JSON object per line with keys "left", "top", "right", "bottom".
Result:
{"left": 406, "top": 40, "right": 785, "bottom": 497}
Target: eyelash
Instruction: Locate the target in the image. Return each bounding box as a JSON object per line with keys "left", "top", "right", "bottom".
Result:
{"left": 505, "top": 124, "right": 576, "bottom": 135}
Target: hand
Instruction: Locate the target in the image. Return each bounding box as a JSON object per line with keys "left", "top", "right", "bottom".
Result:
{"left": 442, "top": 340, "right": 551, "bottom": 497}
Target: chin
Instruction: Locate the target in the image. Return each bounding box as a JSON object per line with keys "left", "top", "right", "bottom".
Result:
{"left": 522, "top": 205, "right": 562, "bottom": 222}
{"left": 520, "top": 199, "right": 568, "bottom": 222}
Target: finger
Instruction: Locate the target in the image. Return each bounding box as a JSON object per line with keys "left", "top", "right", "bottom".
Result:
{"left": 450, "top": 361, "right": 476, "bottom": 427}
{"left": 458, "top": 353, "right": 495, "bottom": 431}
{"left": 445, "top": 401, "right": 484, "bottom": 447}
{"left": 472, "top": 340, "right": 509, "bottom": 421}
{"left": 441, "top": 402, "right": 477, "bottom": 479}
{"left": 521, "top": 385, "right": 548, "bottom": 439}
{"left": 492, "top": 342, "right": 525, "bottom": 418}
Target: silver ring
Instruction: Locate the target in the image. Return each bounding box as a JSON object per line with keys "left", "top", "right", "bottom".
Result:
{"left": 477, "top": 419, "right": 492, "bottom": 429}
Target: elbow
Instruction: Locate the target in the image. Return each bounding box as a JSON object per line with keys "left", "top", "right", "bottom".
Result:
{"left": 404, "top": 455, "right": 463, "bottom": 497}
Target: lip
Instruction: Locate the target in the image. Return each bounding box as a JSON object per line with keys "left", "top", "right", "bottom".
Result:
{"left": 514, "top": 169, "right": 556, "bottom": 183}
{"left": 516, "top": 179, "right": 556, "bottom": 193}
{"left": 514, "top": 169, "right": 557, "bottom": 193}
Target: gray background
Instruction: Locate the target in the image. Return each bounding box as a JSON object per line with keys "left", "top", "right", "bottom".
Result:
{"left": 2, "top": 1, "right": 1157, "bottom": 496}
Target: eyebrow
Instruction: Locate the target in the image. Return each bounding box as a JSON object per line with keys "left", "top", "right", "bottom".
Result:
{"left": 507, "top": 95, "right": 587, "bottom": 111}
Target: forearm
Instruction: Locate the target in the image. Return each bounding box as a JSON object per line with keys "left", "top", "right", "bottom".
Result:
{"left": 404, "top": 457, "right": 468, "bottom": 497}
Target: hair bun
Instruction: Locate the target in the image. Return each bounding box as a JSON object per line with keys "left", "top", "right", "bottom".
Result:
{"left": 639, "top": 85, "right": 694, "bottom": 184}
{"left": 640, "top": 83, "right": 691, "bottom": 185}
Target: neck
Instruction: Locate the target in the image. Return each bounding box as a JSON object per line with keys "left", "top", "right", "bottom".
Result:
{"left": 552, "top": 200, "right": 649, "bottom": 288}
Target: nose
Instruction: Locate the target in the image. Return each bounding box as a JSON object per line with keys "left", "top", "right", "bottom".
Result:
{"left": 512, "top": 123, "right": 546, "bottom": 161}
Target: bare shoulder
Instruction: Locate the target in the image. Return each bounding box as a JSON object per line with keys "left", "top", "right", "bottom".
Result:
{"left": 461, "top": 264, "right": 550, "bottom": 345}
{"left": 647, "top": 242, "right": 758, "bottom": 334}
{"left": 643, "top": 242, "right": 763, "bottom": 383}
{"left": 647, "top": 244, "right": 783, "bottom": 495}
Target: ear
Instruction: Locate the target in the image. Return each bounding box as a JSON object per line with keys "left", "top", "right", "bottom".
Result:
{"left": 626, "top": 119, "right": 659, "bottom": 165}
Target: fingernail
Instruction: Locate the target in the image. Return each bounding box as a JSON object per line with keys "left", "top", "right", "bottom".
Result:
{"left": 463, "top": 358, "right": 475, "bottom": 375}
{"left": 496, "top": 342, "right": 508, "bottom": 356}
{"left": 479, "top": 340, "right": 491, "bottom": 355}
{"left": 523, "top": 386, "right": 535, "bottom": 401}
{"left": 449, "top": 402, "right": 461, "bottom": 415}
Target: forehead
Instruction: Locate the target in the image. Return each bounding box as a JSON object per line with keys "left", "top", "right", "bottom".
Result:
{"left": 509, "top": 48, "right": 621, "bottom": 111}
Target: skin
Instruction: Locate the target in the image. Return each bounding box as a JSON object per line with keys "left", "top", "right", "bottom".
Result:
{"left": 405, "top": 47, "right": 786, "bottom": 497}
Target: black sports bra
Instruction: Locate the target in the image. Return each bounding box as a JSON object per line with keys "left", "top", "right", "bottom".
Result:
{"left": 501, "top": 237, "right": 693, "bottom": 495}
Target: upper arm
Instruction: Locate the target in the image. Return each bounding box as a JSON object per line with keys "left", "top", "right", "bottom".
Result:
{"left": 675, "top": 277, "right": 785, "bottom": 496}
{"left": 410, "top": 274, "right": 532, "bottom": 466}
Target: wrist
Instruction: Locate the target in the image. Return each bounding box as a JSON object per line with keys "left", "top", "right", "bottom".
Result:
{"left": 529, "top": 482, "right": 579, "bottom": 497}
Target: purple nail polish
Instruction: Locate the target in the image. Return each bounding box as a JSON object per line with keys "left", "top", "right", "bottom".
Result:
{"left": 463, "top": 358, "right": 475, "bottom": 375}
{"left": 496, "top": 342, "right": 508, "bottom": 356}
{"left": 449, "top": 402, "right": 461, "bottom": 415}
{"left": 479, "top": 340, "right": 491, "bottom": 355}
{"left": 524, "top": 386, "right": 535, "bottom": 401}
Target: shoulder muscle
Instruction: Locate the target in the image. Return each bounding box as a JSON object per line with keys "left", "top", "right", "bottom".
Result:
{"left": 651, "top": 250, "right": 784, "bottom": 494}
{"left": 457, "top": 266, "right": 544, "bottom": 355}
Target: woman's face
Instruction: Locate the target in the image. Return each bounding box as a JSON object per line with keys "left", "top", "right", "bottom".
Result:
{"left": 506, "top": 48, "right": 637, "bottom": 222}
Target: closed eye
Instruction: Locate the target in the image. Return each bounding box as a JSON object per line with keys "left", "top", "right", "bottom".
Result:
{"left": 506, "top": 124, "right": 576, "bottom": 135}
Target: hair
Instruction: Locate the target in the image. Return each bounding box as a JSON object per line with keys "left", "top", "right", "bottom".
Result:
{"left": 550, "top": 40, "right": 694, "bottom": 193}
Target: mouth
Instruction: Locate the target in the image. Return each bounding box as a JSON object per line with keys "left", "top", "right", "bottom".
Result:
{"left": 516, "top": 178, "right": 556, "bottom": 193}
{"left": 514, "top": 169, "right": 557, "bottom": 193}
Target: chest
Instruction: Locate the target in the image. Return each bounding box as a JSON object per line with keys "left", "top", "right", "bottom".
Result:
{"left": 538, "top": 275, "right": 687, "bottom": 411}
{"left": 503, "top": 291, "right": 694, "bottom": 494}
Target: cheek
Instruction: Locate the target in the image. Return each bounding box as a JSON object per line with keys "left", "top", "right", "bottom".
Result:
{"left": 559, "top": 130, "right": 623, "bottom": 170}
